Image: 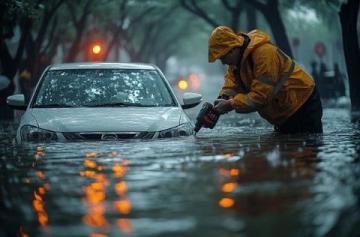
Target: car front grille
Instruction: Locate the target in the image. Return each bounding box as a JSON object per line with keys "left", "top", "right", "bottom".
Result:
{"left": 62, "top": 132, "right": 155, "bottom": 140}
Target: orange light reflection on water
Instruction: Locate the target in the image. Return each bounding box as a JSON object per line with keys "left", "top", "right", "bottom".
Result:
{"left": 80, "top": 170, "right": 96, "bottom": 177}
{"left": 113, "top": 199, "right": 131, "bottom": 214}
{"left": 90, "top": 233, "right": 108, "bottom": 237}
{"left": 86, "top": 152, "right": 98, "bottom": 158}
{"left": 219, "top": 197, "right": 235, "bottom": 208}
{"left": 117, "top": 218, "right": 133, "bottom": 234}
{"left": 36, "top": 171, "right": 46, "bottom": 180}
{"left": 82, "top": 161, "right": 110, "bottom": 230}
{"left": 112, "top": 163, "right": 127, "bottom": 178}
{"left": 32, "top": 187, "right": 48, "bottom": 227}
{"left": 222, "top": 182, "right": 237, "bottom": 193}
{"left": 115, "top": 181, "right": 128, "bottom": 196}
{"left": 230, "top": 168, "right": 240, "bottom": 176}
{"left": 84, "top": 159, "right": 97, "bottom": 168}
{"left": 19, "top": 226, "right": 29, "bottom": 237}
{"left": 81, "top": 158, "right": 133, "bottom": 233}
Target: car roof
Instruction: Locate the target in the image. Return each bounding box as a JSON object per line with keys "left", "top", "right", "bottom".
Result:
{"left": 49, "top": 62, "right": 157, "bottom": 71}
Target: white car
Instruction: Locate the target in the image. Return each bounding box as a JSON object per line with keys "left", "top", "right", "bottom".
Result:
{"left": 7, "top": 63, "right": 202, "bottom": 143}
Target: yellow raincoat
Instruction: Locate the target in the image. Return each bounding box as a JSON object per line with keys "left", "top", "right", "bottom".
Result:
{"left": 209, "top": 27, "right": 314, "bottom": 125}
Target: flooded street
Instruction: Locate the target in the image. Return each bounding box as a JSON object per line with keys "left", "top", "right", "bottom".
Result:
{"left": 1, "top": 108, "right": 360, "bottom": 237}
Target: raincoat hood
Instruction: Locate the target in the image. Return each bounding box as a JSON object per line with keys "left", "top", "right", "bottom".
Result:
{"left": 208, "top": 26, "right": 245, "bottom": 63}
{"left": 241, "top": 29, "right": 271, "bottom": 64}
{"left": 208, "top": 26, "right": 271, "bottom": 63}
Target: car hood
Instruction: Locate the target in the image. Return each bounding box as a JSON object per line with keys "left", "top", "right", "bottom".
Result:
{"left": 30, "top": 107, "right": 185, "bottom": 132}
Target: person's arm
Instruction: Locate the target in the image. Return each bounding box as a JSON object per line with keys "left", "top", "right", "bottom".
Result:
{"left": 218, "top": 66, "right": 239, "bottom": 99}
{"left": 214, "top": 66, "right": 239, "bottom": 114}
{"left": 231, "top": 45, "right": 281, "bottom": 113}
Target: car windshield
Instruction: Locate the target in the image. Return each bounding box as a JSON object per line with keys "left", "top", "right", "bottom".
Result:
{"left": 33, "top": 69, "right": 176, "bottom": 108}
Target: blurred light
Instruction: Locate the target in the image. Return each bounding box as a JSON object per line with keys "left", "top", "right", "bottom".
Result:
{"left": 189, "top": 73, "right": 200, "bottom": 90}
{"left": 177, "top": 79, "right": 188, "bottom": 90}
{"left": 223, "top": 152, "right": 234, "bottom": 158}
{"left": 91, "top": 182, "right": 106, "bottom": 190}
{"left": 38, "top": 187, "right": 46, "bottom": 195}
{"left": 115, "top": 181, "right": 128, "bottom": 196}
{"left": 117, "top": 218, "right": 133, "bottom": 234}
{"left": 38, "top": 213, "right": 48, "bottom": 227}
{"left": 230, "top": 169, "right": 240, "bottom": 176}
{"left": 219, "top": 197, "right": 235, "bottom": 208}
{"left": 84, "top": 159, "right": 97, "bottom": 168}
{"left": 218, "top": 168, "right": 230, "bottom": 177}
{"left": 92, "top": 44, "right": 102, "bottom": 55}
{"left": 80, "top": 170, "right": 96, "bottom": 177}
{"left": 90, "top": 233, "right": 108, "bottom": 237}
{"left": 36, "top": 146, "right": 44, "bottom": 152}
{"left": 86, "top": 152, "right": 97, "bottom": 158}
{"left": 84, "top": 187, "right": 106, "bottom": 204}
{"left": 36, "top": 171, "right": 46, "bottom": 180}
{"left": 35, "top": 146, "right": 45, "bottom": 158}
{"left": 19, "top": 226, "right": 29, "bottom": 237}
{"left": 222, "top": 182, "right": 237, "bottom": 193}
{"left": 113, "top": 163, "right": 127, "bottom": 178}
{"left": 83, "top": 211, "right": 108, "bottom": 227}
{"left": 114, "top": 199, "right": 131, "bottom": 214}
{"left": 32, "top": 190, "right": 48, "bottom": 227}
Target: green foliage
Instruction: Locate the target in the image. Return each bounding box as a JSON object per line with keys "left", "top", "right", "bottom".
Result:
{"left": 0, "top": 0, "right": 41, "bottom": 38}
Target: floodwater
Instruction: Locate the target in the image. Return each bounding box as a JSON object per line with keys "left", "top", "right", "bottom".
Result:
{"left": 0, "top": 108, "right": 359, "bottom": 237}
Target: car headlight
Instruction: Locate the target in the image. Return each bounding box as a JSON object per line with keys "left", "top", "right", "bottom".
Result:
{"left": 20, "top": 125, "right": 57, "bottom": 142}
{"left": 158, "top": 123, "right": 194, "bottom": 138}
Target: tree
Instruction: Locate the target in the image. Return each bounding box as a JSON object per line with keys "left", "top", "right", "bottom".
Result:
{"left": 180, "top": 0, "right": 293, "bottom": 57}
{"left": 244, "top": 0, "right": 293, "bottom": 57}
{"left": 101, "top": 0, "right": 196, "bottom": 71}
{"left": 22, "top": 0, "right": 66, "bottom": 90}
{"left": 0, "top": 0, "right": 47, "bottom": 119}
{"left": 63, "top": 0, "right": 94, "bottom": 62}
{"left": 338, "top": 0, "right": 360, "bottom": 113}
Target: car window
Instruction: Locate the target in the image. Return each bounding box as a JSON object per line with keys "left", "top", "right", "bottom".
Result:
{"left": 33, "top": 69, "right": 176, "bottom": 107}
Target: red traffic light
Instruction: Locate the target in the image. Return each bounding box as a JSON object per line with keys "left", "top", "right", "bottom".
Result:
{"left": 92, "top": 44, "right": 102, "bottom": 55}
{"left": 87, "top": 40, "right": 106, "bottom": 61}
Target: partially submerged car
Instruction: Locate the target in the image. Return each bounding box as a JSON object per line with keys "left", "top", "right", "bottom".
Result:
{"left": 7, "top": 63, "right": 202, "bottom": 143}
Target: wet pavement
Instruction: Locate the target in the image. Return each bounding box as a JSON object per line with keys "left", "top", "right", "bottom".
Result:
{"left": 0, "top": 108, "right": 360, "bottom": 237}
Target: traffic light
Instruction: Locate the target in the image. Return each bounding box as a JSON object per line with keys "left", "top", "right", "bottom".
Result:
{"left": 177, "top": 77, "right": 188, "bottom": 90}
{"left": 87, "top": 40, "right": 106, "bottom": 62}
{"left": 92, "top": 44, "right": 102, "bottom": 55}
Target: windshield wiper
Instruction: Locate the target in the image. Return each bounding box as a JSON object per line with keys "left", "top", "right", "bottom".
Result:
{"left": 33, "top": 103, "right": 75, "bottom": 108}
{"left": 84, "top": 102, "right": 153, "bottom": 107}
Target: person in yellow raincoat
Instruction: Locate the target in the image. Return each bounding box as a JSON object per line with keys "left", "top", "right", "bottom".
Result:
{"left": 209, "top": 26, "right": 323, "bottom": 133}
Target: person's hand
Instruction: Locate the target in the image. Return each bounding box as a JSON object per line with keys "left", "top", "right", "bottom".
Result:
{"left": 214, "top": 99, "right": 233, "bottom": 114}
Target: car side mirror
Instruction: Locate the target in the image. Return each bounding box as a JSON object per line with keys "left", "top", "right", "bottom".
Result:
{"left": 181, "top": 92, "right": 202, "bottom": 109}
{"left": 7, "top": 94, "right": 27, "bottom": 110}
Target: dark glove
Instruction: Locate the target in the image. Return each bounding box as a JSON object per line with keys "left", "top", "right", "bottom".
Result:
{"left": 214, "top": 99, "right": 233, "bottom": 114}
{"left": 214, "top": 95, "right": 229, "bottom": 104}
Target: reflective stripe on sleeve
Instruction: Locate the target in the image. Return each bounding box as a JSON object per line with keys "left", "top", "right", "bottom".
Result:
{"left": 222, "top": 89, "right": 238, "bottom": 96}
{"left": 254, "top": 60, "right": 295, "bottom": 95}
{"left": 273, "top": 61, "right": 295, "bottom": 94}
{"left": 255, "top": 75, "right": 275, "bottom": 86}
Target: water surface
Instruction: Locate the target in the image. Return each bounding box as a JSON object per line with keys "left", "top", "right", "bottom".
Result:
{"left": 0, "top": 108, "right": 359, "bottom": 237}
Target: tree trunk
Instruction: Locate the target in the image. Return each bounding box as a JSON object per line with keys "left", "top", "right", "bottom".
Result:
{"left": 230, "top": 8, "right": 241, "bottom": 30}
{"left": 263, "top": 7, "right": 293, "bottom": 58}
{"left": 0, "top": 40, "right": 16, "bottom": 120}
{"left": 339, "top": 0, "right": 360, "bottom": 113}
{"left": 246, "top": 4, "right": 257, "bottom": 31}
